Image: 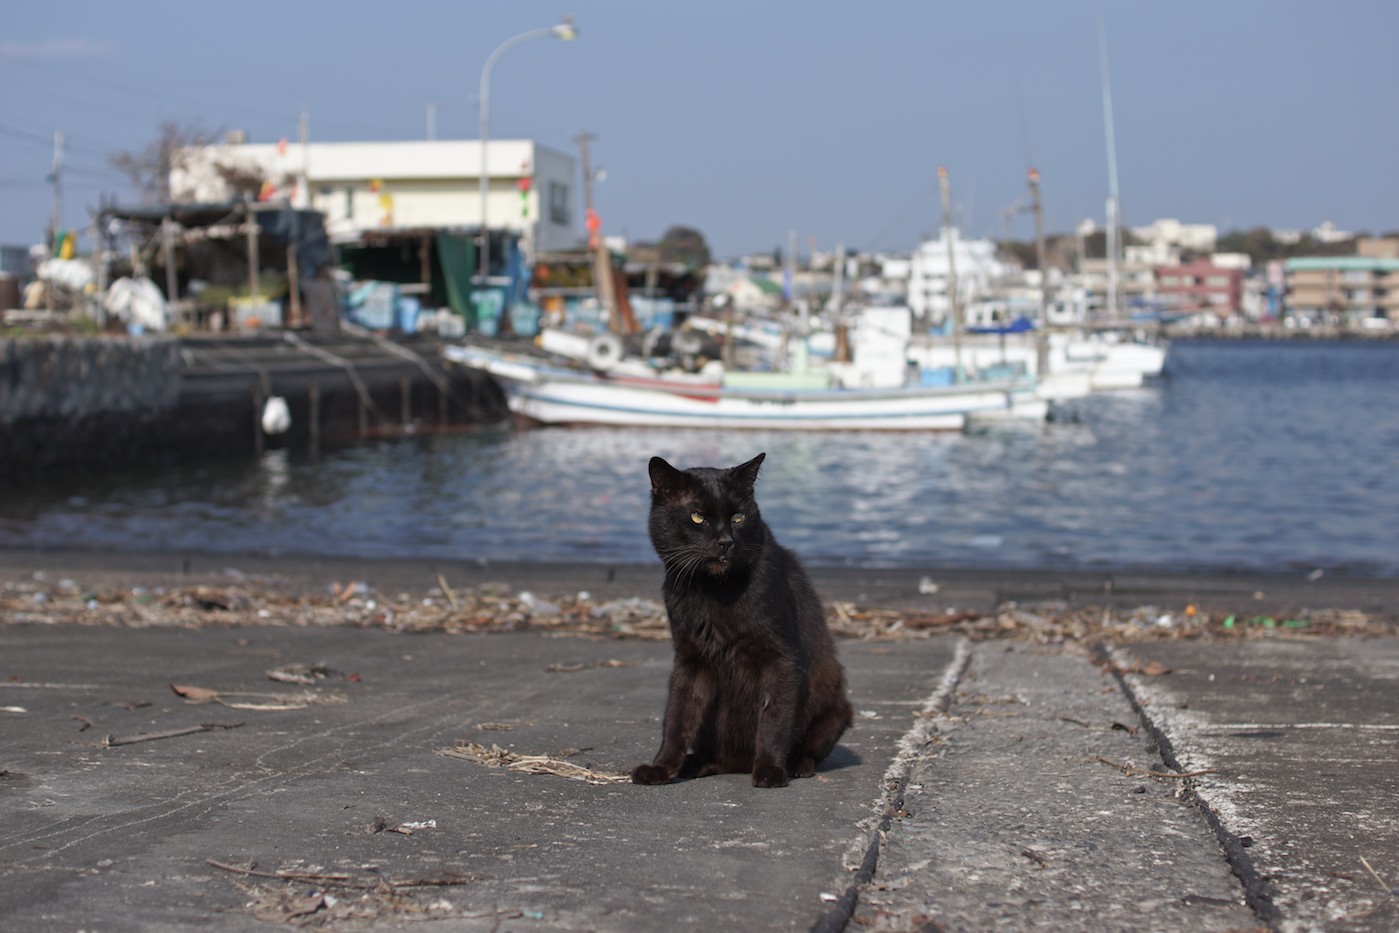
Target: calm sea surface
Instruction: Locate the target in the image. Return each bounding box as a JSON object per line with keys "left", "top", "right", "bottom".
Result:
{"left": 3, "top": 340, "right": 1398, "bottom": 576}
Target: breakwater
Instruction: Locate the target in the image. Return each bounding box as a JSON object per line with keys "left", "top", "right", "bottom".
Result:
{"left": 0, "top": 333, "right": 506, "bottom": 484}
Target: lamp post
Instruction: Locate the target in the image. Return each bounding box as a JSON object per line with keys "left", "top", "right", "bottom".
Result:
{"left": 478, "top": 16, "right": 578, "bottom": 287}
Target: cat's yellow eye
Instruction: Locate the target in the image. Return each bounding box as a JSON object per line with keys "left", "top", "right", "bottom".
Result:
{"left": 690, "top": 511, "right": 705, "bottom": 524}
{"left": 732, "top": 513, "right": 745, "bottom": 524}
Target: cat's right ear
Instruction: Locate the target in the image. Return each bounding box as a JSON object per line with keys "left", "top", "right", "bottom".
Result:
{"left": 649, "top": 456, "right": 685, "bottom": 498}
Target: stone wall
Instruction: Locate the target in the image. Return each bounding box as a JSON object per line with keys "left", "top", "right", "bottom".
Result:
{"left": 0, "top": 336, "right": 182, "bottom": 426}
{"left": 0, "top": 335, "right": 506, "bottom": 484}
{"left": 0, "top": 337, "right": 183, "bottom": 483}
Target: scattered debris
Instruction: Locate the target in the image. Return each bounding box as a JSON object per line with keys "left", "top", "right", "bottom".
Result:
{"left": 102, "top": 722, "right": 244, "bottom": 748}
{"left": 2, "top": 575, "right": 1393, "bottom": 646}
{"left": 1020, "top": 848, "right": 1050, "bottom": 869}
{"left": 544, "top": 659, "right": 638, "bottom": 674}
{"left": 437, "top": 741, "right": 630, "bottom": 785}
{"left": 1, "top": 706, "right": 26, "bottom": 714}
{"left": 207, "top": 857, "right": 476, "bottom": 889}
{"left": 437, "top": 574, "right": 459, "bottom": 611}
{"left": 1359, "top": 856, "right": 1394, "bottom": 898}
{"left": 1093, "top": 658, "right": 1173, "bottom": 677}
{"left": 170, "top": 683, "right": 347, "bottom": 711}
{"left": 267, "top": 663, "right": 339, "bottom": 686}
{"left": 370, "top": 817, "right": 438, "bottom": 836}
{"left": 1090, "top": 754, "right": 1218, "bottom": 780}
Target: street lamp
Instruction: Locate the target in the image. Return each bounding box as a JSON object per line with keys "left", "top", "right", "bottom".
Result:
{"left": 478, "top": 16, "right": 578, "bottom": 287}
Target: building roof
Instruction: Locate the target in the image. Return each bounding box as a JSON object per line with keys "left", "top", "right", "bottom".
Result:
{"left": 178, "top": 139, "right": 573, "bottom": 184}
{"left": 1285, "top": 257, "right": 1399, "bottom": 272}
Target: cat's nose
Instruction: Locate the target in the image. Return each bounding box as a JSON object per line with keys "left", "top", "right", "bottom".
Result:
{"left": 715, "top": 533, "right": 733, "bottom": 553}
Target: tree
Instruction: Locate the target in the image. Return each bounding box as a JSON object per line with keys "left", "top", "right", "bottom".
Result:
{"left": 108, "top": 121, "right": 216, "bottom": 206}
{"left": 110, "top": 120, "right": 275, "bottom": 205}
{"left": 656, "top": 225, "right": 712, "bottom": 268}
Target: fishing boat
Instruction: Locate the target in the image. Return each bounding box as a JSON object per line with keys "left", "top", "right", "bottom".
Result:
{"left": 442, "top": 342, "right": 1045, "bottom": 431}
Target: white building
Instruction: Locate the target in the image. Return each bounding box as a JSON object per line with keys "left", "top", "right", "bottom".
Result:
{"left": 170, "top": 138, "right": 580, "bottom": 256}
{"left": 1131, "top": 218, "right": 1217, "bottom": 254}
{"left": 906, "top": 231, "right": 1012, "bottom": 328}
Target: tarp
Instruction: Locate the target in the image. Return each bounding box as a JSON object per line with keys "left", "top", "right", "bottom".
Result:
{"left": 966, "top": 316, "right": 1036, "bottom": 335}
{"left": 435, "top": 232, "right": 478, "bottom": 323}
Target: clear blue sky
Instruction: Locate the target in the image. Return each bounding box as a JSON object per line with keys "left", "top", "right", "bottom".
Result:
{"left": 3, "top": 1, "right": 1396, "bottom": 260}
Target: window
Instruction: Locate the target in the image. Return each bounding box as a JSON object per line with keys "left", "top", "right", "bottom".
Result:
{"left": 548, "top": 181, "right": 571, "bottom": 225}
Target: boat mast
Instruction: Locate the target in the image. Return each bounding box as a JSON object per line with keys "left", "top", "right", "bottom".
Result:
{"left": 1098, "top": 0, "right": 1121, "bottom": 322}
{"left": 1028, "top": 167, "right": 1050, "bottom": 374}
{"left": 575, "top": 130, "right": 618, "bottom": 331}
{"left": 938, "top": 166, "right": 963, "bottom": 381}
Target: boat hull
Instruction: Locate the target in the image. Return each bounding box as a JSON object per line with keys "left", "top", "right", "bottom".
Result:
{"left": 445, "top": 345, "right": 1042, "bottom": 431}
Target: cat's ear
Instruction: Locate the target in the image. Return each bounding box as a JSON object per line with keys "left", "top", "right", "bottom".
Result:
{"left": 649, "top": 456, "right": 686, "bottom": 498}
{"left": 730, "top": 452, "right": 765, "bottom": 490}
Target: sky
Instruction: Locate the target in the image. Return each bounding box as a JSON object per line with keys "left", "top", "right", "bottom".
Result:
{"left": 2, "top": 1, "right": 1397, "bottom": 261}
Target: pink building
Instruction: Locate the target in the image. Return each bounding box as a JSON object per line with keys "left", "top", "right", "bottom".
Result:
{"left": 1154, "top": 260, "right": 1244, "bottom": 315}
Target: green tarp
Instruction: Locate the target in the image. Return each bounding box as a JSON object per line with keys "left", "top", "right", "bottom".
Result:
{"left": 435, "top": 233, "right": 478, "bottom": 324}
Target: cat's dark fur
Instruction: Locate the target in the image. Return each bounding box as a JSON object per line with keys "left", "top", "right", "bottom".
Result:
{"left": 632, "top": 453, "right": 853, "bottom": 788}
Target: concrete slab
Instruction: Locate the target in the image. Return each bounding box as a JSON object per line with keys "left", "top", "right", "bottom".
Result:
{"left": 852, "top": 642, "right": 1257, "bottom": 932}
{"left": 0, "top": 624, "right": 958, "bottom": 931}
{"left": 1120, "top": 638, "right": 1399, "bottom": 932}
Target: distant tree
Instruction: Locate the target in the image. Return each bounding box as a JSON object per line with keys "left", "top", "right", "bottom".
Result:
{"left": 996, "top": 239, "right": 1038, "bottom": 268}
{"left": 110, "top": 120, "right": 274, "bottom": 205}
{"left": 656, "top": 225, "right": 712, "bottom": 268}
{"left": 108, "top": 120, "right": 216, "bottom": 206}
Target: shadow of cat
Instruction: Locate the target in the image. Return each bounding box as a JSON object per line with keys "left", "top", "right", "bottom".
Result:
{"left": 815, "top": 744, "right": 863, "bottom": 774}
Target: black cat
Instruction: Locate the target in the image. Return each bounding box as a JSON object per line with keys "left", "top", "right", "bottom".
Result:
{"left": 632, "top": 453, "right": 853, "bottom": 788}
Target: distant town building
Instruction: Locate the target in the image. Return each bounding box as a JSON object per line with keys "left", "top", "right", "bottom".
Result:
{"left": 1274, "top": 220, "right": 1355, "bottom": 246}
{"left": 907, "top": 231, "right": 1011, "bottom": 328}
{"left": 171, "top": 138, "right": 580, "bottom": 257}
{"left": 1075, "top": 257, "right": 1156, "bottom": 316}
{"left": 1284, "top": 256, "right": 1399, "bottom": 322}
{"left": 1356, "top": 237, "right": 1399, "bottom": 260}
{"left": 1130, "top": 218, "right": 1217, "bottom": 255}
{"left": 1154, "top": 259, "right": 1245, "bottom": 315}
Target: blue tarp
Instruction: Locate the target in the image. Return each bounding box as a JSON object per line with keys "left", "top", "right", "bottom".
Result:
{"left": 966, "top": 316, "right": 1036, "bottom": 335}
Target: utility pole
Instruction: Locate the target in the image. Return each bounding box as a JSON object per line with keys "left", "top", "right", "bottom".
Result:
{"left": 938, "top": 167, "right": 963, "bottom": 382}
{"left": 48, "top": 130, "right": 64, "bottom": 251}
{"left": 574, "top": 130, "right": 619, "bottom": 330}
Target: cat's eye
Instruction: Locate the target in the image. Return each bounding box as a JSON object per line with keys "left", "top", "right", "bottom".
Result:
{"left": 732, "top": 513, "right": 745, "bottom": 524}
{"left": 690, "top": 511, "right": 705, "bottom": 524}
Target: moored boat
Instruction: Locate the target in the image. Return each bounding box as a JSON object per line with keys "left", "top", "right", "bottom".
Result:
{"left": 443, "top": 343, "right": 1045, "bottom": 431}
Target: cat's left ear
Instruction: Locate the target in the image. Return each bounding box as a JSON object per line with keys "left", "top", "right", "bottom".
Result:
{"left": 729, "top": 452, "right": 765, "bottom": 490}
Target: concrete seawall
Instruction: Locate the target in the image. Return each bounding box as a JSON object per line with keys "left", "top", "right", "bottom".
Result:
{"left": 0, "top": 334, "right": 507, "bottom": 484}
{"left": 0, "top": 335, "right": 182, "bottom": 425}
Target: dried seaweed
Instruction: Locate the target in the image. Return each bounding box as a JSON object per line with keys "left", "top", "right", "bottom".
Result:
{"left": 437, "top": 741, "right": 630, "bottom": 785}
{"left": 3, "top": 574, "right": 1393, "bottom": 646}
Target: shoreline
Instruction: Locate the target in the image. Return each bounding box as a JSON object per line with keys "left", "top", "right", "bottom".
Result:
{"left": 4, "top": 544, "right": 1398, "bottom": 620}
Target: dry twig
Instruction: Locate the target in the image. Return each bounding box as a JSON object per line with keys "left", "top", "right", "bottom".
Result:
{"left": 103, "top": 722, "right": 243, "bottom": 747}
{"left": 1090, "top": 754, "right": 1218, "bottom": 780}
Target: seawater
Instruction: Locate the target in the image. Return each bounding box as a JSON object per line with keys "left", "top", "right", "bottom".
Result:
{"left": 3, "top": 339, "right": 1398, "bottom": 576}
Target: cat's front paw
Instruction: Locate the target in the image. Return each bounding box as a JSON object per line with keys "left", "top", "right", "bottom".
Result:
{"left": 751, "top": 764, "right": 789, "bottom": 788}
{"left": 631, "top": 763, "right": 673, "bottom": 785}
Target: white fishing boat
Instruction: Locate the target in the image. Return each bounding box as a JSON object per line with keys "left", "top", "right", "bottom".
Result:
{"left": 905, "top": 328, "right": 1165, "bottom": 395}
{"left": 443, "top": 343, "right": 1045, "bottom": 431}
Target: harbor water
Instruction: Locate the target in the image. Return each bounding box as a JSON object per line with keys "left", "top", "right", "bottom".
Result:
{"left": 2, "top": 339, "right": 1397, "bottom": 577}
